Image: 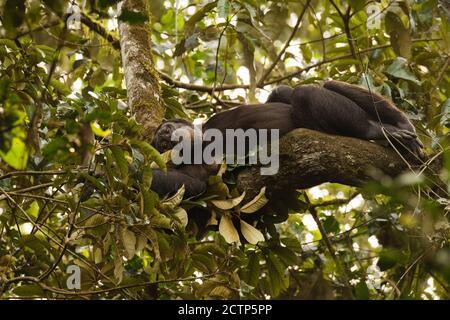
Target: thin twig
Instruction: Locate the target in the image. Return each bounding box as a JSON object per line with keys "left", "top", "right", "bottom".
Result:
{"left": 257, "top": 0, "right": 312, "bottom": 86}
{"left": 304, "top": 192, "right": 354, "bottom": 299}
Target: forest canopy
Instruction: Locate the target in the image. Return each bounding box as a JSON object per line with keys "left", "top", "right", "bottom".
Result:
{"left": 0, "top": 0, "right": 449, "bottom": 300}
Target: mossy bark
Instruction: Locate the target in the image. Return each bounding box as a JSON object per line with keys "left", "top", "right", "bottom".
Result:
{"left": 118, "top": 0, "right": 165, "bottom": 142}
{"left": 236, "top": 128, "right": 427, "bottom": 199}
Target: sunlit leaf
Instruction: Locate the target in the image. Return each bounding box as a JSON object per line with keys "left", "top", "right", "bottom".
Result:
{"left": 211, "top": 192, "right": 246, "bottom": 210}
{"left": 240, "top": 220, "right": 264, "bottom": 244}
{"left": 219, "top": 215, "right": 240, "bottom": 244}
{"left": 241, "top": 187, "right": 268, "bottom": 213}
{"left": 160, "top": 185, "right": 185, "bottom": 211}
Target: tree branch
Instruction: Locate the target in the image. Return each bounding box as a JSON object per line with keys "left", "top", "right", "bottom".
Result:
{"left": 236, "top": 128, "right": 422, "bottom": 199}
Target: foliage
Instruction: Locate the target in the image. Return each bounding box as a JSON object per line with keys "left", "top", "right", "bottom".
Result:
{"left": 0, "top": 0, "right": 449, "bottom": 300}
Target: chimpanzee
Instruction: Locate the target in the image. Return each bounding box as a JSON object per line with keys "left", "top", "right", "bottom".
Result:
{"left": 150, "top": 80, "right": 423, "bottom": 197}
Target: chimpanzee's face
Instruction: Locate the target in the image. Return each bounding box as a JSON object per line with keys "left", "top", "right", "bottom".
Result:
{"left": 151, "top": 120, "right": 194, "bottom": 153}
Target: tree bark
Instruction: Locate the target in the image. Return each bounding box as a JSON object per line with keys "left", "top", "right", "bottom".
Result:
{"left": 236, "top": 128, "right": 424, "bottom": 199}
{"left": 118, "top": 0, "right": 164, "bottom": 141}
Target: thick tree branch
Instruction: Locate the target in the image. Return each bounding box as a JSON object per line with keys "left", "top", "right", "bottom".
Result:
{"left": 236, "top": 129, "right": 421, "bottom": 199}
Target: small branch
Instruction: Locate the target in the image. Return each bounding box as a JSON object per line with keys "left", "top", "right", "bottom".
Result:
{"left": 14, "top": 20, "right": 61, "bottom": 39}
{"left": 159, "top": 72, "right": 250, "bottom": 92}
{"left": 1, "top": 272, "right": 221, "bottom": 297}
{"left": 304, "top": 192, "right": 354, "bottom": 299}
{"left": 80, "top": 12, "right": 120, "bottom": 50}
{"left": 311, "top": 191, "right": 360, "bottom": 208}
{"left": 0, "top": 170, "right": 71, "bottom": 181}
{"left": 329, "top": 0, "right": 344, "bottom": 18}
{"left": 435, "top": 55, "right": 450, "bottom": 88}
{"left": 305, "top": 193, "right": 338, "bottom": 260}
{"left": 342, "top": 8, "right": 357, "bottom": 60}
{"left": 0, "top": 182, "right": 53, "bottom": 200}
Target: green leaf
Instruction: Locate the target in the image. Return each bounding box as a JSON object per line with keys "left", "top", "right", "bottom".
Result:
{"left": 163, "top": 96, "right": 189, "bottom": 118}
{"left": 209, "top": 286, "right": 232, "bottom": 298}
{"left": 3, "top": 0, "right": 25, "bottom": 32}
{"left": 377, "top": 248, "right": 408, "bottom": 271}
{"left": 130, "top": 139, "right": 166, "bottom": 172}
{"left": 150, "top": 211, "right": 172, "bottom": 229}
{"left": 26, "top": 201, "right": 40, "bottom": 219}
{"left": 110, "top": 145, "right": 129, "bottom": 184}
{"left": 348, "top": 0, "right": 366, "bottom": 12}
{"left": 141, "top": 188, "right": 158, "bottom": 216}
{"left": 191, "top": 253, "right": 217, "bottom": 273}
{"left": 0, "top": 137, "right": 28, "bottom": 170}
{"left": 0, "top": 38, "right": 18, "bottom": 50}
{"left": 266, "top": 252, "right": 288, "bottom": 297}
{"left": 384, "top": 58, "right": 420, "bottom": 85}
{"left": 355, "top": 281, "right": 370, "bottom": 300}
{"left": 12, "top": 284, "right": 44, "bottom": 297}
{"left": 42, "top": 0, "right": 63, "bottom": 15}
{"left": 272, "top": 246, "right": 298, "bottom": 266}
{"left": 440, "top": 98, "right": 450, "bottom": 127}
{"left": 141, "top": 166, "right": 153, "bottom": 189}
{"left": 217, "top": 0, "right": 230, "bottom": 18}
{"left": 160, "top": 185, "right": 185, "bottom": 212}
{"left": 114, "top": 256, "right": 125, "bottom": 283}
{"left": 50, "top": 79, "right": 72, "bottom": 95}
{"left": 173, "top": 207, "right": 188, "bottom": 227}
{"left": 90, "top": 121, "right": 111, "bottom": 137}
{"left": 247, "top": 251, "right": 261, "bottom": 287}
{"left": 323, "top": 216, "right": 340, "bottom": 233}
{"left": 43, "top": 137, "right": 68, "bottom": 158}
{"left": 80, "top": 173, "right": 107, "bottom": 195}
{"left": 186, "top": 1, "right": 217, "bottom": 34}
{"left": 98, "top": 0, "right": 119, "bottom": 9}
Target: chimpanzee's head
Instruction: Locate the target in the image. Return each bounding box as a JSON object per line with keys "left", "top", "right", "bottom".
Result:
{"left": 266, "top": 85, "right": 294, "bottom": 105}
{"left": 151, "top": 119, "right": 194, "bottom": 153}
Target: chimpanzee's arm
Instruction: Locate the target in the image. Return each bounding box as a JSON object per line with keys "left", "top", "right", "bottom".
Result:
{"left": 151, "top": 168, "right": 207, "bottom": 198}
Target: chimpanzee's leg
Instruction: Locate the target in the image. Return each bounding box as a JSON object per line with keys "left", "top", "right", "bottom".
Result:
{"left": 290, "top": 85, "right": 385, "bottom": 138}
{"left": 290, "top": 85, "right": 424, "bottom": 158}
{"left": 323, "top": 80, "right": 423, "bottom": 157}
{"left": 323, "top": 80, "right": 414, "bottom": 131}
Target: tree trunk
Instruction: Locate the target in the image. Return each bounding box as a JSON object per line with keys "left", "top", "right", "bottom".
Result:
{"left": 118, "top": 0, "right": 165, "bottom": 141}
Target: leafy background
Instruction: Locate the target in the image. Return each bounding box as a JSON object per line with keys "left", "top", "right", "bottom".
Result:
{"left": 0, "top": 0, "right": 449, "bottom": 299}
